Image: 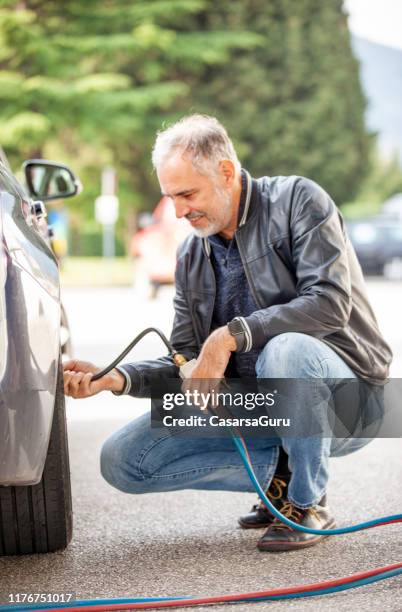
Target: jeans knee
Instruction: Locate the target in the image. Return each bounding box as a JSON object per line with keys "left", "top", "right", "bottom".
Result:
{"left": 100, "top": 435, "right": 147, "bottom": 494}
{"left": 256, "top": 332, "right": 327, "bottom": 378}
{"left": 100, "top": 436, "right": 124, "bottom": 491}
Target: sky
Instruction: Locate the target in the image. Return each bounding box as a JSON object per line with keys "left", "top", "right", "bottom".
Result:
{"left": 344, "top": 0, "right": 402, "bottom": 50}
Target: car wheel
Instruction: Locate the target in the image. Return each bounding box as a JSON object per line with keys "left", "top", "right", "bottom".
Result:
{"left": 0, "top": 356, "right": 73, "bottom": 555}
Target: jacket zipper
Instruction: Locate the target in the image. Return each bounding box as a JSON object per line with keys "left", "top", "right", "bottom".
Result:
{"left": 206, "top": 253, "right": 216, "bottom": 336}
{"left": 202, "top": 243, "right": 217, "bottom": 338}
{"left": 235, "top": 231, "right": 264, "bottom": 309}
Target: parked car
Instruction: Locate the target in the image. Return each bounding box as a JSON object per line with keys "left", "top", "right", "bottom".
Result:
{"left": 346, "top": 217, "right": 402, "bottom": 276}
{"left": 381, "top": 193, "right": 402, "bottom": 221}
{"left": 0, "top": 151, "right": 80, "bottom": 555}
{"left": 131, "top": 197, "right": 191, "bottom": 298}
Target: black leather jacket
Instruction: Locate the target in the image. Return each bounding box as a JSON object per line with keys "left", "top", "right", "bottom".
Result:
{"left": 121, "top": 172, "right": 392, "bottom": 396}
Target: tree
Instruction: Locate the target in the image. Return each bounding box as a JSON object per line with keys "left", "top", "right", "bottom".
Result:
{"left": 0, "top": 0, "right": 260, "bottom": 213}
{"left": 183, "top": 0, "right": 371, "bottom": 205}
{"left": 0, "top": 0, "right": 371, "bottom": 255}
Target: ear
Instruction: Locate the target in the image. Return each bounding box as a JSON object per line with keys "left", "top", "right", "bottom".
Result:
{"left": 218, "top": 160, "right": 235, "bottom": 186}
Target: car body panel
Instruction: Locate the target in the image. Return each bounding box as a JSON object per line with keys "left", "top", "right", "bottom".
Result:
{"left": 346, "top": 217, "right": 402, "bottom": 275}
{"left": 0, "top": 163, "right": 60, "bottom": 485}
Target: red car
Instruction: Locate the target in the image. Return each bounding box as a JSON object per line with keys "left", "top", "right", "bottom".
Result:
{"left": 131, "top": 197, "right": 191, "bottom": 297}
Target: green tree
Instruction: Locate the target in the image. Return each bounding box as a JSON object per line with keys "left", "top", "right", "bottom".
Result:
{"left": 0, "top": 0, "right": 372, "bottom": 255}
{"left": 0, "top": 1, "right": 260, "bottom": 213}
{"left": 183, "top": 0, "right": 371, "bottom": 205}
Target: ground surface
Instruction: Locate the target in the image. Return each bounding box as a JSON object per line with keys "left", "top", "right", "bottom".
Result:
{"left": 0, "top": 280, "right": 401, "bottom": 611}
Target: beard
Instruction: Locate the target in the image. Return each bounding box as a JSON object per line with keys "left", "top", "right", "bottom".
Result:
{"left": 191, "top": 186, "right": 233, "bottom": 238}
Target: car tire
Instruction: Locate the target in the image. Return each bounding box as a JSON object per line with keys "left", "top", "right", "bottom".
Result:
{"left": 0, "top": 356, "right": 73, "bottom": 555}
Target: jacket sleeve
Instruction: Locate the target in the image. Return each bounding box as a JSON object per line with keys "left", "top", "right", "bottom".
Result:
{"left": 242, "top": 178, "right": 352, "bottom": 349}
{"left": 117, "top": 241, "right": 199, "bottom": 398}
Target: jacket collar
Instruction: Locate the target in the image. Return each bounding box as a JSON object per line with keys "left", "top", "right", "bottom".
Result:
{"left": 238, "top": 168, "right": 253, "bottom": 227}
{"left": 203, "top": 168, "right": 253, "bottom": 257}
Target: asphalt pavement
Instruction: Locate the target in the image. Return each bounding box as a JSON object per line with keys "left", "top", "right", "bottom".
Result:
{"left": 0, "top": 280, "right": 401, "bottom": 611}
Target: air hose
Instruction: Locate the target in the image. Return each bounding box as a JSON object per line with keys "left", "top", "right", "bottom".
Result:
{"left": 11, "top": 328, "right": 398, "bottom": 612}
{"left": 90, "top": 328, "right": 179, "bottom": 382}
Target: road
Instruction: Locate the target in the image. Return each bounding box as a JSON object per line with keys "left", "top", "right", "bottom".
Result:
{"left": 0, "top": 280, "right": 401, "bottom": 611}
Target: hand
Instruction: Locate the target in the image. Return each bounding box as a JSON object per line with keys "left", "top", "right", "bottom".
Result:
{"left": 182, "top": 326, "right": 236, "bottom": 402}
{"left": 191, "top": 326, "right": 235, "bottom": 379}
{"left": 63, "top": 360, "right": 126, "bottom": 399}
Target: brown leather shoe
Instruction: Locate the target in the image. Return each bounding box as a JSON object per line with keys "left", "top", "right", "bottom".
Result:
{"left": 257, "top": 498, "right": 336, "bottom": 552}
{"left": 238, "top": 476, "right": 289, "bottom": 529}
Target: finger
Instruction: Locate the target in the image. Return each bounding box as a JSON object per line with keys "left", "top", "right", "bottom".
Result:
{"left": 80, "top": 372, "right": 92, "bottom": 396}
{"left": 63, "top": 360, "right": 78, "bottom": 372}
{"left": 69, "top": 372, "right": 86, "bottom": 397}
{"left": 63, "top": 360, "right": 97, "bottom": 375}
{"left": 180, "top": 377, "right": 201, "bottom": 409}
{"left": 181, "top": 377, "right": 192, "bottom": 394}
{"left": 191, "top": 379, "right": 206, "bottom": 411}
{"left": 80, "top": 372, "right": 95, "bottom": 397}
{"left": 63, "top": 370, "right": 75, "bottom": 395}
{"left": 198, "top": 379, "right": 211, "bottom": 411}
{"left": 210, "top": 378, "right": 223, "bottom": 405}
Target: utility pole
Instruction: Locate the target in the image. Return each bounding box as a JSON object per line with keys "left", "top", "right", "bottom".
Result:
{"left": 95, "top": 167, "right": 119, "bottom": 258}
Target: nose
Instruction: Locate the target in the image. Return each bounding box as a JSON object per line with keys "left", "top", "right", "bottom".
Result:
{"left": 173, "top": 199, "right": 191, "bottom": 219}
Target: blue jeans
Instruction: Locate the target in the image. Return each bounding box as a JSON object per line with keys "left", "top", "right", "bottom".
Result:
{"left": 100, "top": 333, "right": 373, "bottom": 508}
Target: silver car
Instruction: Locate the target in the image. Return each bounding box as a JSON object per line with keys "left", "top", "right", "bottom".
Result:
{"left": 0, "top": 150, "right": 80, "bottom": 555}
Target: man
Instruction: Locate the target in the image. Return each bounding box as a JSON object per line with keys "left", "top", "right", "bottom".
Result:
{"left": 64, "top": 114, "right": 392, "bottom": 552}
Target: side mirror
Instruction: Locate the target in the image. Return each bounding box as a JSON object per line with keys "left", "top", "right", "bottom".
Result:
{"left": 22, "top": 159, "right": 82, "bottom": 201}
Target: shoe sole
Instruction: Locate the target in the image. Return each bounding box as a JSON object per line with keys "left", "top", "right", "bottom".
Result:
{"left": 257, "top": 520, "right": 337, "bottom": 552}
{"left": 238, "top": 519, "right": 273, "bottom": 529}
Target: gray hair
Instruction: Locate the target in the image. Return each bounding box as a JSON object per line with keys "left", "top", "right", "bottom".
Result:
{"left": 152, "top": 114, "right": 241, "bottom": 175}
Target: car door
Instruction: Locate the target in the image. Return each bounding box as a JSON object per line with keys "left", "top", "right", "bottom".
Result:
{"left": 0, "top": 163, "right": 61, "bottom": 485}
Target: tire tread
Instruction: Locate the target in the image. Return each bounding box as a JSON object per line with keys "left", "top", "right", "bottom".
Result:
{"left": 0, "top": 357, "right": 72, "bottom": 555}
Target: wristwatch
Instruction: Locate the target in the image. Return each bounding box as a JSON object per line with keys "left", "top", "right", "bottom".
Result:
{"left": 227, "top": 317, "right": 246, "bottom": 352}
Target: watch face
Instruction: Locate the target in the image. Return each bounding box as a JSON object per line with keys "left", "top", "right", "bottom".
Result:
{"left": 229, "top": 320, "right": 243, "bottom": 335}
{"left": 228, "top": 320, "right": 246, "bottom": 351}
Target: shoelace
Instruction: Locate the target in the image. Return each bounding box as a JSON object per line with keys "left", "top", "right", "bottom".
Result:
{"left": 271, "top": 501, "right": 304, "bottom": 531}
{"left": 253, "top": 477, "right": 288, "bottom": 511}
